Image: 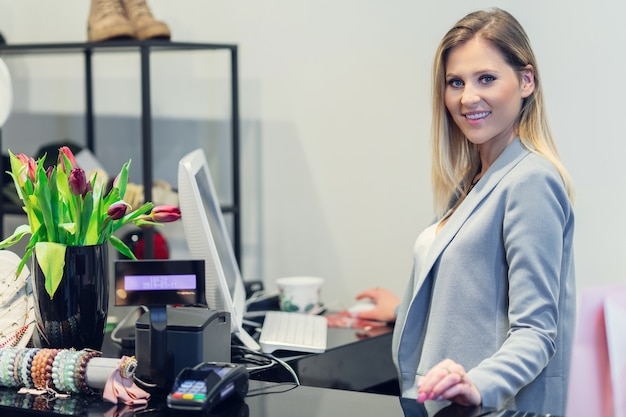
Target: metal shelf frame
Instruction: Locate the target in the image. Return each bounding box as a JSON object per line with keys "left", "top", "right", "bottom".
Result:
{"left": 0, "top": 39, "right": 241, "bottom": 261}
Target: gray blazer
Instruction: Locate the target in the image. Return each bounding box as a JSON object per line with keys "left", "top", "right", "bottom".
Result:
{"left": 392, "top": 138, "right": 576, "bottom": 416}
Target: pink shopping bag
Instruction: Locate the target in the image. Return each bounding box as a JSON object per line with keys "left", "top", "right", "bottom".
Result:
{"left": 567, "top": 286, "right": 626, "bottom": 417}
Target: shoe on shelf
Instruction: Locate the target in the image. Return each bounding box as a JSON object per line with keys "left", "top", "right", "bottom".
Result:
{"left": 123, "top": 180, "right": 179, "bottom": 212}
{"left": 121, "top": 0, "right": 171, "bottom": 40}
{"left": 87, "top": 0, "right": 135, "bottom": 42}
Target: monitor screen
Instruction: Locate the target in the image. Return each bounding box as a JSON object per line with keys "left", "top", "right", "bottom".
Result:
{"left": 193, "top": 166, "right": 238, "bottom": 297}
{"left": 178, "top": 149, "right": 259, "bottom": 350}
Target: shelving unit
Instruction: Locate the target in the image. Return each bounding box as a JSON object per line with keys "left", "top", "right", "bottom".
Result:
{"left": 0, "top": 39, "right": 241, "bottom": 261}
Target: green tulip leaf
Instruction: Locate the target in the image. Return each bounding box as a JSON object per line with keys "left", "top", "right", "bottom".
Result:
{"left": 35, "top": 242, "right": 67, "bottom": 299}
{"left": 59, "top": 222, "right": 77, "bottom": 235}
{"left": 0, "top": 224, "right": 32, "bottom": 249}
{"left": 116, "top": 162, "right": 130, "bottom": 199}
{"left": 109, "top": 235, "right": 137, "bottom": 260}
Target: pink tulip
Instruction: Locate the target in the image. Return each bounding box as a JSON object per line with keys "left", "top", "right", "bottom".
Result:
{"left": 69, "top": 168, "right": 88, "bottom": 196}
{"left": 26, "top": 158, "right": 37, "bottom": 183}
{"left": 150, "top": 205, "right": 181, "bottom": 223}
{"left": 107, "top": 201, "right": 128, "bottom": 220}
{"left": 59, "top": 146, "right": 77, "bottom": 172}
{"left": 15, "top": 153, "right": 37, "bottom": 184}
{"left": 16, "top": 153, "right": 29, "bottom": 165}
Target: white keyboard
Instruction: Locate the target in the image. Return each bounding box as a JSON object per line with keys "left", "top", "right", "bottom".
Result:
{"left": 259, "top": 311, "right": 328, "bottom": 354}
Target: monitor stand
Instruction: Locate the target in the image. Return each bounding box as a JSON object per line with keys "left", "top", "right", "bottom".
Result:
{"left": 148, "top": 304, "right": 172, "bottom": 388}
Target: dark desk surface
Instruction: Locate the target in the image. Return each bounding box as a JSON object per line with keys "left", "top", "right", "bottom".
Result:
{"left": 0, "top": 323, "right": 555, "bottom": 417}
{"left": 114, "top": 317, "right": 400, "bottom": 395}
{"left": 254, "top": 326, "right": 399, "bottom": 395}
{"left": 0, "top": 381, "right": 545, "bottom": 417}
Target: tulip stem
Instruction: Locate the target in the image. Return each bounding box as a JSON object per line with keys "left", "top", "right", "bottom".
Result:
{"left": 74, "top": 195, "right": 82, "bottom": 245}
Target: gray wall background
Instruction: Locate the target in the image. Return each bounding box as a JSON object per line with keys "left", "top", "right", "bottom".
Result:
{"left": 1, "top": 1, "right": 622, "bottom": 318}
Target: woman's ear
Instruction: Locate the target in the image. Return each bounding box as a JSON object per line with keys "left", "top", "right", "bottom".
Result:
{"left": 521, "top": 64, "right": 535, "bottom": 98}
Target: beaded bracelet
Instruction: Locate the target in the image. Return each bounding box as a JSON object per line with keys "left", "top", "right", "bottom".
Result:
{"left": 64, "top": 349, "right": 82, "bottom": 393}
{"left": 45, "top": 349, "right": 61, "bottom": 390}
{"left": 30, "top": 349, "right": 49, "bottom": 390}
{"left": 20, "top": 348, "right": 39, "bottom": 389}
{"left": 75, "top": 349, "right": 101, "bottom": 393}
{"left": 12, "top": 348, "right": 26, "bottom": 387}
{"left": 0, "top": 348, "right": 9, "bottom": 386}
{"left": 52, "top": 349, "right": 70, "bottom": 392}
{"left": 0, "top": 347, "right": 18, "bottom": 387}
{"left": 57, "top": 349, "right": 81, "bottom": 393}
{"left": 31, "top": 348, "right": 58, "bottom": 390}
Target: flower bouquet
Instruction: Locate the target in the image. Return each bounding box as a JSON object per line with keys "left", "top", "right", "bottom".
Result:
{"left": 0, "top": 146, "right": 181, "bottom": 299}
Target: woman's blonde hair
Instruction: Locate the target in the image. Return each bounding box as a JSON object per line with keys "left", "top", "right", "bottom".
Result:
{"left": 431, "top": 8, "right": 574, "bottom": 216}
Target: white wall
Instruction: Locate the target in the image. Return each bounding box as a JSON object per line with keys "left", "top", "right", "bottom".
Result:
{"left": 1, "top": 0, "right": 624, "bottom": 311}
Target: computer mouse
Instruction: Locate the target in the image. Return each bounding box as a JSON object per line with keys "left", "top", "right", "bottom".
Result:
{"left": 347, "top": 299, "right": 376, "bottom": 316}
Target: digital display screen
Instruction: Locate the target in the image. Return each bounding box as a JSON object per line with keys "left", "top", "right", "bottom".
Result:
{"left": 114, "top": 260, "right": 206, "bottom": 306}
{"left": 124, "top": 274, "right": 197, "bottom": 291}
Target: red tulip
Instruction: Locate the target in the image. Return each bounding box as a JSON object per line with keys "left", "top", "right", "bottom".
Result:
{"left": 150, "top": 205, "right": 181, "bottom": 223}
{"left": 107, "top": 201, "right": 129, "bottom": 220}
{"left": 69, "top": 168, "right": 88, "bottom": 196}
{"left": 59, "top": 146, "right": 77, "bottom": 172}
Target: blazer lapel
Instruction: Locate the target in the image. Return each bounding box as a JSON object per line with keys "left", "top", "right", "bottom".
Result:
{"left": 413, "top": 138, "right": 531, "bottom": 291}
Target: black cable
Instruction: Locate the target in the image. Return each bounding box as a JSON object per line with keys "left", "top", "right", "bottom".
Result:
{"left": 246, "top": 382, "right": 299, "bottom": 397}
{"left": 230, "top": 345, "right": 301, "bottom": 397}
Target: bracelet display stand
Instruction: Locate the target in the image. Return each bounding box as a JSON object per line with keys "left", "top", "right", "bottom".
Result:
{"left": 85, "top": 357, "right": 128, "bottom": 390}
{"left": 0, "top": 347, "right": 137, "bottom": 395}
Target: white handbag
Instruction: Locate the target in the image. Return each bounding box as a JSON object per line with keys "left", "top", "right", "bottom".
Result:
{"left": 0, "top": 250, "right": 36, "bottom": 347}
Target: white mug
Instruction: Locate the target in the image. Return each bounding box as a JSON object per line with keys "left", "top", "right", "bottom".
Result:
{"left": 276, "top": 276, "right": 324, "bottom": 314}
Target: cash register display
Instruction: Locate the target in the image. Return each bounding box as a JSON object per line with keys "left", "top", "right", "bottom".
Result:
{"left": 114, "top": 259, "right": 206, "bottom": 306}
{"left": 123, "top": 274, "right": 196, "bottom": 291}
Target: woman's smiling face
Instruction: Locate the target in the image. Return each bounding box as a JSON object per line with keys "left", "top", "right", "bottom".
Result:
{"left": 444, "top": 37, "right": 534, "bottom": 158}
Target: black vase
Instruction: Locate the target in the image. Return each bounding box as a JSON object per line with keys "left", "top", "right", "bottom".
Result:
{"left": 31, "top": 243, "right": 109, "bottom": 350}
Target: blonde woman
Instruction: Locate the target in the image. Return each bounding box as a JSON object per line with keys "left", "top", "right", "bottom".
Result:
{"left": 356, "top": 8, "right": 575, "bottom": 415}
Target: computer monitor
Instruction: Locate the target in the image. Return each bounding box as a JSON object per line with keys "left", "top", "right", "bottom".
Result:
{"left": 177, "top": 149, "right": 260, "bottom": 350}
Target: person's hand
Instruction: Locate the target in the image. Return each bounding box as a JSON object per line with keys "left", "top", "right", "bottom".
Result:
{"left": 417, "top": 359, "right": 481, "bottom": 407}
{"left": 354, "top": 287, "right": 399, "bottom": 322}
{"left": 355, "top": 325, "right": 393, "bottom": 340}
